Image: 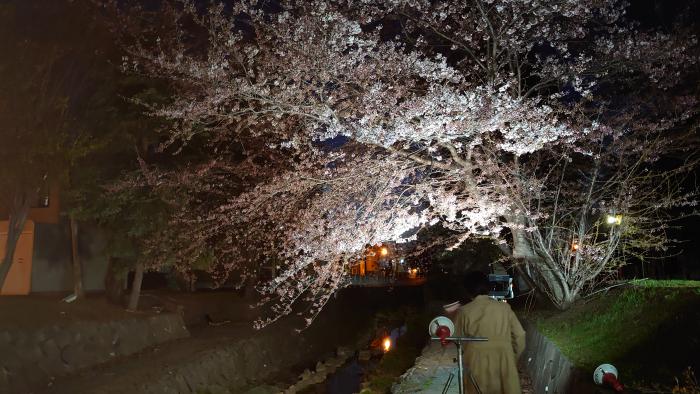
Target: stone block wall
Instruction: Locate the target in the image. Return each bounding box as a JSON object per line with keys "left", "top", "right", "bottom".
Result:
{"left": 0, "top": 313, "right": 189, "bottom": 393}
{"left": 125, "top": 333, "right": 298, "bottom": 393}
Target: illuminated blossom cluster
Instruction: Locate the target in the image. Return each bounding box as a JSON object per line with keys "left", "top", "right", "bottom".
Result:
{"left": 119, "top": 0, "right": 698, "bottom": 322}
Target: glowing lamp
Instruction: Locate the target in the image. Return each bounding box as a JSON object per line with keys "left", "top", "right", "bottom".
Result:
{"left": 571, "top": 242, "right": 580, "bottom": 251}
{"left": 382, "top": 337, "right": 391, "bottom": 352}
{"left": 380, "top": 247, "right": 388, "bottom": 256}
{"left": 606, "top": 214, "right": 622, "bottom": 225}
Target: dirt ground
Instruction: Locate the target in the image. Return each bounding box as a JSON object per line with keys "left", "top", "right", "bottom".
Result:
{"left": 0, "top": 288, "right": 261, "bottom": 331}
{"left": 0, "top": 294, "right": 157, "bottom": 330}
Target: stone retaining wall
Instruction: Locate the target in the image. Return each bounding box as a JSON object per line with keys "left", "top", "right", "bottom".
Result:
{"left": 123, "top": 331, "right": 339, "bottom": 393}
{"left": 82, "top": 311, "right": 374, "bottom": 394}
{"left": 0, "top": 313, "right": 189, "bottom": 393}
{"left": 522, "top": 323, "right": 598, "bottom": 393}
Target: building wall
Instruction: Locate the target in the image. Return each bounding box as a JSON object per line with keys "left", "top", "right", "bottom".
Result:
{"left": 30, "top": 219, "right": 109, "bottom": 293}
{"left": 0, "top": 220, "right": 35, "bottom": 295}
{"left": 0, "top": 182, "right": 61, "bottom": 224}
{"left": 27, "top": 182, "right": 61, "bottom": 224}
{"left": 1, "top": 182, "right": 110, "bottom": 293}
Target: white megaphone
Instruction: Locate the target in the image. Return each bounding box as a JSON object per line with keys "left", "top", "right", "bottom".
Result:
{"left": 593, "top": 363, "right": 624, "bottom": 392}
{"left": 428, "top": 316, "right": 455, "bottom": 345}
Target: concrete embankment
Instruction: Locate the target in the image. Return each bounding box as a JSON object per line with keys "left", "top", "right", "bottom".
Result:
{"left": 522, "top": 323, "right": 597, "bottom": 393}
{"left": 0, "top": 312, "right": 189, "bottom": 394}
{"left": 26, "top": 286, "right": 423, "bottom": 394}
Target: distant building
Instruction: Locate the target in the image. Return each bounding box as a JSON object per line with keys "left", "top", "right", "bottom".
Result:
{"left": 349, "top": 245, "right": 388, "bottom": 277}
{"left": 1, "top": 182, "right": 109, "bottom": 295}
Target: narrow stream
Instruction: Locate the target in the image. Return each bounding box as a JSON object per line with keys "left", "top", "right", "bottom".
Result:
{"left": 298, "top": 324, "right": 408, "bottom": 394}
{"left": 323, "top": 356, "right": 365, "bottom": 394}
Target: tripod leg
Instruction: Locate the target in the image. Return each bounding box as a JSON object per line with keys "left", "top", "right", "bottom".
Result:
{"left": 456, "top": 342, "right": 464, "bottom": 394}
{"left": 460, "top": 364, "right": 483, "bottom": 394}
{"left": 442, "top": 371, "right": 454, "bottom": 394}
{"left": 466, "top": 368, "right": 482, "bottom": 394}
{"left": 456, "top": 340, "right": 483, "bottom": 394}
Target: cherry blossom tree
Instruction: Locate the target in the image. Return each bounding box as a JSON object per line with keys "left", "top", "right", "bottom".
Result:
{"left": 115, "top": 0, "right": 698, "bottom": 322}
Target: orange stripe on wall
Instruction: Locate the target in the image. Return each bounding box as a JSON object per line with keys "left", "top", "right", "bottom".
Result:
{"left": 0, "top": 220, "right": 34, "bottom": 295}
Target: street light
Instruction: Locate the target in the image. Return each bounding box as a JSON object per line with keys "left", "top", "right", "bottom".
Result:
{"left": 380, "top": 246, "right": 388, "bottom": 256}
{"left": 606, "top": 214, "right": 622, "bottom": 225}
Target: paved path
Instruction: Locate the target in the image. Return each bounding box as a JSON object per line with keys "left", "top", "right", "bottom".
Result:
{"left": 392, "top": 341, "right": 533, "bottom": 393}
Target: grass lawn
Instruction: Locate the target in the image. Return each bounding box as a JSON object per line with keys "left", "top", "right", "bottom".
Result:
{"left": 536, "top": 279, "right": 700, "bottom": 388}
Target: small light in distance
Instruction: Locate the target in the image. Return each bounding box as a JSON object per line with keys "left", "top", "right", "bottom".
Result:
{"left": 571, "top": 242, "right": 580, "bottom": 251}
{"left": 383, "top": 337, "right": 391, "bottom": 352}
{"left": 380, "top": 247, "right": 388, "bottom": 256}
{"left": 606, "top": 214, "right": 622, "bottom": 225}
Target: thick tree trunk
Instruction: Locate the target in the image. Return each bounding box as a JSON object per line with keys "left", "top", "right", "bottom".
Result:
{"left": 242, "top": 276, "right": 259, "bottom": 300}
{"left": 506, "top": 214, "right": 576, "bottom": 309}
{"left": 69, "top": 216, "right": 84, "bottom": 299}
{"left": 127, "top": 262, "right": 144, "bottom": 311}
{"left": 0, "top": 191, "right": 32, "bottom": 290}
{"left": 104, "top": 257, "right": 124, "bottom": 305}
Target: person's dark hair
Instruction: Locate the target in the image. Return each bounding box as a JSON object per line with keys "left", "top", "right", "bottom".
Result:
{"left": 463, "top": 271, "right": 491, "bottom": 297}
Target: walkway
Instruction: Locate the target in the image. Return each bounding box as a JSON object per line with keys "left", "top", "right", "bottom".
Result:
{"left": 349, "top": 275, "right": 426, "bottom": 287}
{"left": 392, "top": 341, "right": 533, "bottom": 393}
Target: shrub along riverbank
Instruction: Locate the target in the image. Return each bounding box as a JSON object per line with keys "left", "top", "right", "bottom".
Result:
{"left": 535, "top": 279, "right": 700, "bottom": 390}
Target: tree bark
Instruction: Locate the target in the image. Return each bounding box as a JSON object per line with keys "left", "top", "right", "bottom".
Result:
{"left": 244, "top": 277, "right": 257, "bottom": 300}
{"left": 0, "top": 191, "right": 32, "bottom": 290}
{"left": 506, "top": 213, "right": 575, "bottom": 309}
{"left": 104, "top": 257, "right": 124, "bottom": 305}
{"left": 69, "top": 215, "right": 84, "bottom": 299}
{"left": 127, "top": 262, "right": 144, "bottom": 311}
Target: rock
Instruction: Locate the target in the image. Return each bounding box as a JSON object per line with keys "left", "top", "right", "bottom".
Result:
{"left": 336, "top": 346, "right": 351, "bottom": 358}
{"left": 243, "top": 384, "right": 281, "bottom": 394}
{"left": 310, "top": 374, "right": 325, "bottom": 385}
{"left": 299, "top": 368, "right": 312, "bottom": 380}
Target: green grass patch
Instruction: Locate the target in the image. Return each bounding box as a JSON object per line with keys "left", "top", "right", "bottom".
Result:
{"left": 631, "top": 278, "right": 700, "bottom": 288}
{"left": 536, "top": 279, "right": 700, "bottom": 387}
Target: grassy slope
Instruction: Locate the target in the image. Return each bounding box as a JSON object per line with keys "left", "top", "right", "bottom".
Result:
{"left": 536, "top": 279, "right": 700, "bottom": 387}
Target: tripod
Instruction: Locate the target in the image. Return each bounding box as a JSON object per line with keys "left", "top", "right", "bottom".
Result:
{"left": 430, "top": 336, "right": 488, "bottom": 394}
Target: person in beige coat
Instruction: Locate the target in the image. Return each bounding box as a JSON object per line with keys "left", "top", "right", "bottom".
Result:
{"left": 454, "top": 272, "right": 526, "bottom": 394}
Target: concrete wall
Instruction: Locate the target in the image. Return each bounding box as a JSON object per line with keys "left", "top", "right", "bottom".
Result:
{"left": 522, "top": 323, "right": 598, "bottom": 393}
{"left": 31, "top": 220, "right": 110, "bottom": 293}
{"left": 0, "top": 313, "right": 189, "bottom": 394}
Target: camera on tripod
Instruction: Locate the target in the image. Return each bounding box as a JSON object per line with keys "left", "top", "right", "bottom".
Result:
{"left": 488, "top": 274, "right": 514, "bottom": 300}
